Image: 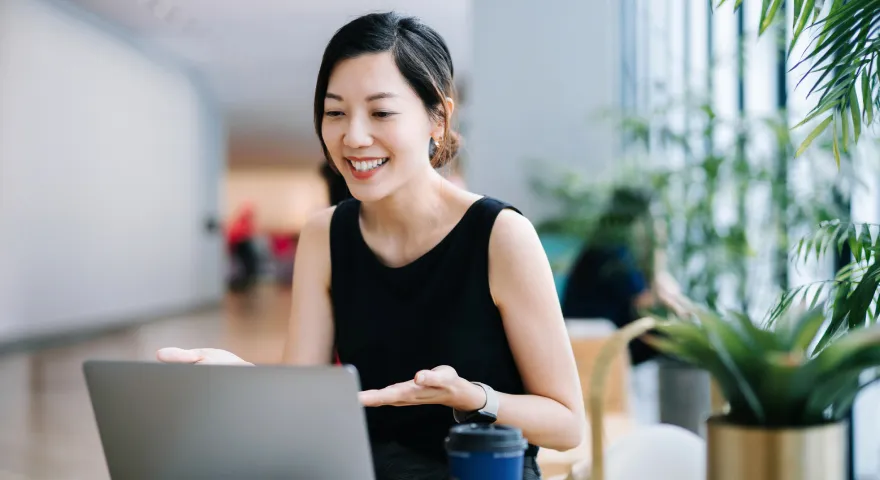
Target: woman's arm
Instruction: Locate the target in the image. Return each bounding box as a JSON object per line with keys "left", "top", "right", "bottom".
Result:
{"left": 482, "top": 209, "right": 586, "bottom": 451}
{"left": 281, "top": 207, "right": 337, "bottom": 365}
{"left": 157, "top": 208, "right": 336, "bottom": 366}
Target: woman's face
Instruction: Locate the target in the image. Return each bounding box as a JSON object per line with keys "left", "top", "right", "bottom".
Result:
{"left": 321, "top": 52, "right": 444, "bottom": 203}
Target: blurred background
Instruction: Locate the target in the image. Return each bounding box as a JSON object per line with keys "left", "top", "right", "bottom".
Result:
{"left": 1, "top": 0, "right": 879, "bottom": 478}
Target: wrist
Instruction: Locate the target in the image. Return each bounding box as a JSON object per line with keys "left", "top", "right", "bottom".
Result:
{"left": 452, "top": 378, "right": 487, "bottom": 412}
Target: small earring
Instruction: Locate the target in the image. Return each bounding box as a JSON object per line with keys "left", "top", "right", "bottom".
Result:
{"left": 433, "top": 137, "right": 441, "bottom": 147}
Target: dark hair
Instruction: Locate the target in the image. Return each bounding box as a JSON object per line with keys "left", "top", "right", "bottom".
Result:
{"left": 313, "top": 11, "right": 460, "bottom": 169}
{"left": 589, "top": 186, "right": 654, "bottom": 248}
{"left": 599, "top": 187, "right": 653, "bottom": 227}
{"left": 319, "top": 162, "right": 353, "bottom": 206}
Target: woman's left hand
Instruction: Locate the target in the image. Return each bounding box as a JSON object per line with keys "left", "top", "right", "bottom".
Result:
{"left": 358, "top": 365, "right": 486, "bottom": 411}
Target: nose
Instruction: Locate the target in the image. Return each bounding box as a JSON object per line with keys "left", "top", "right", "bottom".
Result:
{"left": 343, "top": 115, "right": 372, "bottom": 149}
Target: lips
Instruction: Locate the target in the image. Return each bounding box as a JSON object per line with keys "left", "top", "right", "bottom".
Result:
{"left": 346, "top": 157, "right": 388, "bottom": 180}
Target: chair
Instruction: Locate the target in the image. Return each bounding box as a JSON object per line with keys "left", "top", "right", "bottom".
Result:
{"left": 572, "top": 317, "right": 705, "bottom": 480}
{"left": 537, "top": 319, "right": 635, "bottom": 476}
{"left": 566, "top": 319, "right": 631, "bottom": 415}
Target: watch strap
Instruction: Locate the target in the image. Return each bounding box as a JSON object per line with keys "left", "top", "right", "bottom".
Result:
{"left": 453, "top": 382, "right": 498, "bottom": 423}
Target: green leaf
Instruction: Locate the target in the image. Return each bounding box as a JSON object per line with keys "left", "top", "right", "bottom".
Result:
{"left": 795, "top": 115, "right": 834, "bottom": 158}
{"left": 787, "top": 307, "right": 828, "bottom": 354}
{"left": 812, "top": 324, "right": 880, "bottom": 375}
{"left": 730, "top": 310, "right": 779, "bottom": 351}
{"left": 841, "top": 224, "right": 857, "bottom": 257}
{"left": 791, "top": 0, "right": 816, "bottom": 52}
{"left": 793, "top": 101, "right": 838, "bottom": 129}
{"left": 810, "top": 283, "right": 826, "bottom": 310}
{"left": 832, "top": 116, "right": 841, "bottom": 168}
{"left": 863, "top": 70, "right": 874, "bottom": 124}
{"left": 831, "top": 222, "right": 846, "bottom": 256}
{"left": 850, "top": 228, "right": 863, "bottom": 263}
{"left": 804, "top": 370, "right": 862, "bottom": 421}
{"left": 758, "top": 0, "right": 772, "bottom": 30}
{"left": 698, "top": 310, "right": 767, "bottom": 422}
{"left": 851, "top": 87, "right": 862, "bottom": 143}
{"left": 861, "top": 223, "right": 873, "bottom": 264}
{"left": 715, "top": 0, "right": 743, "bottom": 9}
{"left": 792, "top": 0, "right": 805, "bottom": 27}
{"left": 830, "top": 374, "right": 880, "bottom": 421}
{"left": 761, "top": 0, "right": 784, "bottom": 34}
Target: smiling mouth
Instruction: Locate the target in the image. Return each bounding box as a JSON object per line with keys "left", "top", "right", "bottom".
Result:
{"left": 347, "top": 157, "right": 388, "bottom": 173}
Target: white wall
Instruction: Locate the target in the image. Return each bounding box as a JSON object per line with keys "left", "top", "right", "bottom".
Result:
{"left": 466, "top": 0, "right": 621, "bottom": 221}
{"left": 0, "top": 0, "right": 225, "bottom": 341}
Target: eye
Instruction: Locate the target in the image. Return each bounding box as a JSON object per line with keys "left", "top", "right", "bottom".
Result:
{"left": 324, "top": 111, "right": 344, "bottom": 118}
{"left": 373, "top": 111, "right": 397, "bottom": 119}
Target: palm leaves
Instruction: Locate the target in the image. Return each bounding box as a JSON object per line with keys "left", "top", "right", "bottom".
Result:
{"left": 770, "top": 220, "right": 880, "bottom": 349}
{"left": 718, "top": 0, "right": 880, "bottom": 166}
{"left": 646, "top": 306, "right": 880, "bottom": 426}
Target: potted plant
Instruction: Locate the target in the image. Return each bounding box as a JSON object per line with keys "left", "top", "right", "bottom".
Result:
{"left": 636, "top": 304, "right": 880, "bottom": 480}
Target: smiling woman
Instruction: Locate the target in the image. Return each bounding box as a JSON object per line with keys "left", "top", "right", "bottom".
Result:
{"left": 157, "top": 11, "right": 584, "bottom": 480}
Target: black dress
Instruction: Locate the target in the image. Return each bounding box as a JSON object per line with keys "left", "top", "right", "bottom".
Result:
{"left": 329, "top": 197, "right": 542, "bottom": 480}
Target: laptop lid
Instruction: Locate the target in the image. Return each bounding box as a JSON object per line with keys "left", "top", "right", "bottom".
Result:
{"left": 83, "top": 360, "right": 375, "bottom": 480}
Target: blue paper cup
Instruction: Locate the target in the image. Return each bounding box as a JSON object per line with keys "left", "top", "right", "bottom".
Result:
{"left": 446, "top": 423, "right": 528, "bottom": 480}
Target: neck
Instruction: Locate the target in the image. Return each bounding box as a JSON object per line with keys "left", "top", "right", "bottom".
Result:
{"left": 360, "top": 167, "right": 451, "bottom": 237}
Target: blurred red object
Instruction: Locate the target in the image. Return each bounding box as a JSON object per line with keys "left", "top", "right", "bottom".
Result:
{"left": 226, "top": 203, "right": 255, "bottom": 248}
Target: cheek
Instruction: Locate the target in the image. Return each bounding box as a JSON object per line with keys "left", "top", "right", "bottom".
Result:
{"left": 321, "top": 123, "right": 344, "bottom": 160}
{"left": 380, "top": 122, "right": 427, "bottom": 158}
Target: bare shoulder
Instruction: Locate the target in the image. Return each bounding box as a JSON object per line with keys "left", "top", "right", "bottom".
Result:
{"left": 489, "top": 207, "right": 541, "bottom": 256}
{"left": 295, "top": 206, "right": 337, "bottom": 265}
{"left": 299, "top": 207, "right": 336, "bottom": 251}
{"left": 300, "top": 206, "right": 336, "bottom": 239}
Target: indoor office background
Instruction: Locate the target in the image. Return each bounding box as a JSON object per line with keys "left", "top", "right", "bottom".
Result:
{"left": 0, "top": 0, "right": 879, "bottom": 479}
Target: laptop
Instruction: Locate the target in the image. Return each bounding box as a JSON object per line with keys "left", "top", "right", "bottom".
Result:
{"left": 83, "top": 360, "right": 375, "bottom": 480}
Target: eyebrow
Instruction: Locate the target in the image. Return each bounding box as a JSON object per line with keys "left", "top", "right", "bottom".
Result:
{"left": 325, "top": 92, "right": 398, "bottom": 102}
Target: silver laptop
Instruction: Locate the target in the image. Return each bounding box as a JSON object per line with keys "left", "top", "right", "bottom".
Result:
{"left": 83, "top": 360, "right": 375, "bottom": 480}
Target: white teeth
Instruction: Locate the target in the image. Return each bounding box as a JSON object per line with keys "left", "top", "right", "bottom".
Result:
{"left": 351, "top": 158, "right": 387, "bottom": 172}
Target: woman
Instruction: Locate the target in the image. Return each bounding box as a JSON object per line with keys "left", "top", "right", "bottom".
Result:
{"left": 561, "top": 187, "right": 690, "bottom": 365}
{"left": 157, "top": 12, "right": 584, "bottom": 480}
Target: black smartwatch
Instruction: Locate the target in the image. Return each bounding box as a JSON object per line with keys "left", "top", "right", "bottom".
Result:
{"left": 453, "top": 382, "right": 499, "bottom": 424}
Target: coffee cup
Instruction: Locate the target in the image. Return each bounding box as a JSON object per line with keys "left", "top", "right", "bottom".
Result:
{"left": 445, "top": 423, "right": 529, "bottom": 480}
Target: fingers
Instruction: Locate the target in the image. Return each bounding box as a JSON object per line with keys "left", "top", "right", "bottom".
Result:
{"left": 359, "top": 382, "right": 412, "bottom": 407}
{"left": 156, "top": 347, "right": 203, "bottom": 364}
{"left": 358, "top": 389, "right": 387, "bottom": 407}
{"left": 359, "top": 366, "right": 460, "bottom": 407}
{"left": 414, "top": 366, "right": 456, "bottom": 388}
{"left": 155, "top": 348, "right": 251, "bottom": 366}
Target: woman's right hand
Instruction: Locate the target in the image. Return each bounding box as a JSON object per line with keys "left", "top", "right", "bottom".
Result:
{"left": 156, "top": 347, "right": 254, "bottom": 366}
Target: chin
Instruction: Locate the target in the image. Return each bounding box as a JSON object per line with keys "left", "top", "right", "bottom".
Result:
{"left": 347, "top": 184, "right": 394, "bottom": 204}
{"left": 338, "top": 158, "right": 399, "bottom": 203}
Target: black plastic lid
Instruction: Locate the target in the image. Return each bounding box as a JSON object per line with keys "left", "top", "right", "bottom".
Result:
{"left": 445, "top": 424, "right": 529, "bottom": 453}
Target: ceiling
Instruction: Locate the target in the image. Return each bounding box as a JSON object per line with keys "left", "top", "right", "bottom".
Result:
{"left": 68, "top": 0, "right": 473, "bottom": 166}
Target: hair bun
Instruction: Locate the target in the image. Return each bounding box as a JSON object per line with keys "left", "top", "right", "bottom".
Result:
{"left": 432, "top": 130, "right": 461, "bottom": 168}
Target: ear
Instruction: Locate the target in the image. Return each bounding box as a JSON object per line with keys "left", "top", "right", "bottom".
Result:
{"left": 430, "top": 96, "right": 456, "bottom": 140}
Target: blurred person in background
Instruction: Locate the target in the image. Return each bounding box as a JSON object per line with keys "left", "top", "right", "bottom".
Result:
{"left": 561, "top": 187, "right": 691, "bottom": 365}
{"left": 227, "top": 203, "right": 260, "bottom": 292}
{"left": 159, "top": 11, "right": 584, "bottom": 480}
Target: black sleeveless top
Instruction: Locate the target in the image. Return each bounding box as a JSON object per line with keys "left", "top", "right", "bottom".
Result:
{"left": 329, "top": 196, "right": 540, "bottom": 463}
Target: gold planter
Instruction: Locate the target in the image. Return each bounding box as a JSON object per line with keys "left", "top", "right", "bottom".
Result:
{"left": 707, "top": 416, "right": 847, "bottom": 480}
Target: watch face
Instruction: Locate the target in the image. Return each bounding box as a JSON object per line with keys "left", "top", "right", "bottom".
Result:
{"left": 466, "top": 411, "right": 497, "bottom": 424}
